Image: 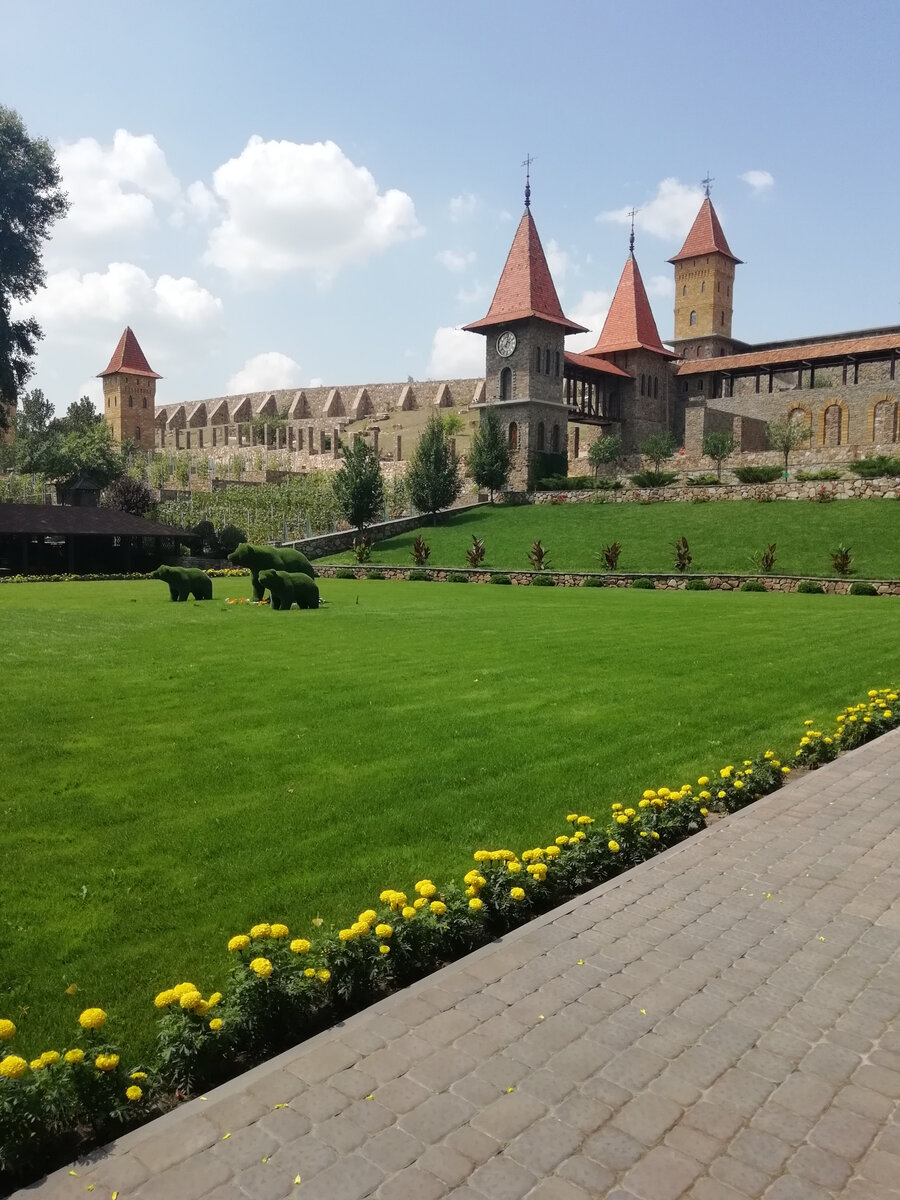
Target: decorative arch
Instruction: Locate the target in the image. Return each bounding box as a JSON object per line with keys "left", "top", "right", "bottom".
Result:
{"left": 508, "top": 420, "right": 518, "bottom": 450}
{"left": 818, "top": 399, "right": 849, "bottom": 447}
{"left": 868, "top": 394, "right": 897, "bottom": 444}
{"left": 499, "top": 367, "right": 512, "bottom": 402}
{"left": 689, "top": 310, "right": 697, "bottom": 326}
{"left": 536, "top": 421, "right": 545, "bottom": 451}
{"left": 787, "top": 402, "right": 812, "bottom": 430}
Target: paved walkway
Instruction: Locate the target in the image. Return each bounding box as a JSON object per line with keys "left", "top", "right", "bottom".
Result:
{"left": 21, "top": 732, "right": 900, "bottom": 1200}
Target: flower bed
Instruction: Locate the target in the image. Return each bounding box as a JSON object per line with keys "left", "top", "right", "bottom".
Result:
{"left": 1, "top": 687, "right": 897, "bottom": 1188}
{"left": 0, "top": 569, "right": 250, "bottom": 584}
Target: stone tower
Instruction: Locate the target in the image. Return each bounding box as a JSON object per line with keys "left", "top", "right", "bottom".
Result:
{"left": 98, "top": 327, "right": 161, "bottom": 447}
{"left": 463, "top": 197, "right": 586, "bottom": 488}
{"left": 669, "top": 197, "right": 742, "bottom": 361}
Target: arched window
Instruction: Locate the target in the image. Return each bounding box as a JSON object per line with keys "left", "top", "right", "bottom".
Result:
{"left": 701, "top": 280, "right": 706, "bottom": 293}
{"left": 143, "top": 397, "right": 147, "bottom": 408}
{"left": 682, "top": 284, "right": 686, "bottom": 296}
{"left": 537, "top": 421, "right": 545, "bottom": 450}
{"left": 640, "top": 374, "right": 646, "bottom": 396}
{"left": 554, "top": 350, "right": 560, "bottom": 376}
{"left": 551, "top": 424, "right": 560, "bottom": 452}
{"left": 534, "top": 346, "right": 542, "bottom": 371}
{"left": 689, "top": 311, "right": 697, "bottom": 326}
{"left": 134, "top": 426, "right": 141, "bottom": 442}
{"left": 823, "top": 404, "right": 842, "bottom": 447}
{"left": 508, "top": 421, "right": 518, "bottom": 450}
{"left": 653, "top": 377, "right": 658, "bottom": 399}
{"left": 128, "top": 396, "right": 133, "bottom": 407}
{"left": 720, "top": 312, "right": 725, "bottom": 326}
{"left": 500, "top": 367, "right": 512, "bottom": 401}
{"left": 544, "top": 349, "right": 551, "bottom": 375}
{"left": 873, "top": 400, "right": 896, "bottom": 444}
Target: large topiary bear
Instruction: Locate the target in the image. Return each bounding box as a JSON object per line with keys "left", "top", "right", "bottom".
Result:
{"left": 152, "top": 565, "right": 213, "bottom": 601}
{"left": 227, "top": 543, "right": 316, "bottom": 600}
{"left": 258, "top": 569, "right": 319, "bottom": 610}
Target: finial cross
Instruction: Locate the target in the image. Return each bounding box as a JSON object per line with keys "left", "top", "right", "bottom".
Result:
{"left": 702, "top": 172, "right": 714, "bottom": 198}
{"left": 628, "top": 207, "right": 637, "bottom": 255}
{"left": 522, "top": 154, "right": 533, "bottom": 208}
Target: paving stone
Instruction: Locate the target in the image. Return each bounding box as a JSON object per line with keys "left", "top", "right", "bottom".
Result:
{"left": 373, "top": 1076, "right": 432, "bottom": 1115}
{"left": 305, "top": 1152, "right": 384, "bottom": 1200}
{"left": 288, "top": 1041, "right": 360, "bottom": 1084}
{"left": 315, "top": 1113, "right": 369, "bottom": 1153}
{"left": 555, "top": 1152, "right": 616, "bottom": 1194}
{"left": 689, "top": 1177, "right": 747, "bottom": 1200}
{"left": 833, "top": 1082, "right": 896, "bottom": 1121}
{"left": 612, "top": 1093, "right": 683, "bottom": 1146}
{"left": 292, "top": 1082, "right": 350, "bottom": 1122}
{"left": 411, "top": 1046, "right": 479, "bottom": 1092}
{"left": 762, "top": 1176, "right": 832, "bottom": 1200}
{"left": 235, "top": 1158, "right": 296, "bottom": 1200}
{"left": 703, "top": 1068, "right": 776, "bottom": 1117}
{"left": 362, "top": 1126, "right": 425, "bottom": 1172}
{"left": 808, "top": 1104, "right": 878, "bottom": 1160}
{"left": 526, "top": 1178, "right": 592, "bottom": 1200}
{"left": 621, "top": 1145, "right": 702, "bottom": 1200}
{"left": 747, "top": 1102, "right": 814, "bottom": 1147}
{"left": 269, "top": 1133, "right": 336, "bottom": 1181}
{"left": 708, "top": 1153, "right": 773, "bottom": 1196}
{"left": 131, "top": 1113, "right": 220, "bottom": 1171}
{"left": 727, "top": 1127, "right": 791, "bottom": 1174}
{"left": 505, "top": 1117, "right": 583, "bottom": 1174}
{"left": 852, "top": 1062, "right": 900, "bottom": 1099}
{"left": 418, "top": 1144, "right": 477, "bottom": 1187}
{"left": 257, "top": 1105, "right": 313, "bottom": 1144}
{"left": 376, "top": 1167, "right": 448, "bottom": 1200}
{"left": 470, "top": 1090, "right": 548, "bottom": 1140}
{"left": 468, "top": 1155, "right": 537, "bottom": 1200}
{"left": 399, "top": 1092, "right": 475, "bottom": 1143}
{"left": 444, "top": 1124, "right": 502, "bottom": 1166}
{"left": 786, "top": 1143, "right": 853, "bottom": 1190}
{"left": 770, "top": 1070, "right": 836, "bottom": 1119}
{"left": 582, "top": 1126, "right": 646, "bottom": 1171}
{"left": 212, "top": 1122, "right": 281, "bottom": 1171}
{"left": 516, "top": 1066, "right": 575, "bottom": 1106}
{"left": 602, "top": 1046, "right": 668, "bottom": 1091}
{"left": 130, "top": 1151, "right": 233, "bottom": 1200}
{"left": 201, "top": 1090, "right": 273, "bottom": 1132}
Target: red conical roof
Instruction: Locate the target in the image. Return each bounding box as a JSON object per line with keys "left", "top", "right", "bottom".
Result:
{"left": 98, "top": 327, "right": 161, "bottom": 378}
{"left": 463, "top": 209, "right": 586, "bottom": 335}
{"left": 583, "top": 254, "right": 677, "bottom": 359}
{"left": 668, "top": 197, "right": 741, "bottom": 264}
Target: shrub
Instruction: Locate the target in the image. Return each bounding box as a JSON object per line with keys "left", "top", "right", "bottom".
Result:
{"left": 489, "top": 573, "right": 511, "bottom": 585}
{"left": 530, "top": 573, "right": 556, "bottom": 586}
{"left": 850, "top": 582, "right": 878, "bottom": 596}
{"left": 600, "top": 541, "right": 621, "bottom": 571}
{"left": 631, "top": 470, "right": 678, "bottom": 488}
{"left": 582, "top": 577, "right": 605, "bottom": 587}
{"left": 639, "top": 431, "right": 676, "bottom": 470}
{"left": 103, "top": 475, "right": 155, "bottom": 516}
{"left": 849, "top": 455, "right": 900, "bottom": 478}
{"left": 465, "top": 537, "right": 485, "bottom": 568}
{"left": 685, "top": 579, "right": 709, "bottom": 590}
{"left": 217, "top": 524, "right": 247, "bottom": 557}
{"left": 408, "top": 569, "right": 432, "bottom": 581}
{"left": 447, "top": 572, "right": 469, "bottom": 583}
{"left": 741, "top": 580, "right": 767, "bottom": 592}
{"left": 750, "top": 543, "right": 777, "bottom": 574}
{"left": 353, "top": 535, "right": 372, "bottom": 563}
{"left": 812, "top": 485, "right": 837, "bottom": 503}
{"left": 527, "top": 540, "right": 550, "bottom": 571}
{"left": 674, "top": 537, "right": 692, "bottom": 573}
{"left": 831, "top": 545, "right": 853, "bottom": 576}
{"left": 686, "top": 473, "right": 720, "bottom": 486}
{"left": 796, "top": 469, "right": 843, "bottom": 481}
{"left": 366, "top": 570, "right": 386, "bottom": 580}
{"left": 632, "top": 577, "right": 656, "bottom": 589}
{"left": 733, "top": 466, "right": 783, "bottom": 484}
{"left": 335, "top": 568, "right": 356, "bottom": 579}
{"left": 411, "top": 534, "right": 430, "bottom": 566}
{"left": 797, "top": 580, "right": 825, "bottom": 594}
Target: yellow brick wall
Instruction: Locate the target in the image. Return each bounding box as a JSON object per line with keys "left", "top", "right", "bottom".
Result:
{"left": 673, "top": 255, "right": 735, "bottom": 342}
{"left": 103, "top": 374, "right": 156, "bottom": 446}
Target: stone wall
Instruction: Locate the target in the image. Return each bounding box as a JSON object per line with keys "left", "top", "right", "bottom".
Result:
{"left": 529, "top": 477, "right": 900, "bottom": 503}
{"left": 285, "top": 502, "right": 489, "bottom": 560}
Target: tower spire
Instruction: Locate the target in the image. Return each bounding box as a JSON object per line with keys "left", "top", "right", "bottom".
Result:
{"left": 702, "top": 172, "right": 714, "bottom": 198}
{"left": 628, "top": 207, "right": 637, "bottom": 257}
{"left": 522, "top": 153, "right": 532, "bottom": 209}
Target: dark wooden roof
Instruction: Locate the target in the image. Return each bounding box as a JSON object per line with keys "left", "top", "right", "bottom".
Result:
{"left": 0, "top": 504, "right": 186, "bottom": 537}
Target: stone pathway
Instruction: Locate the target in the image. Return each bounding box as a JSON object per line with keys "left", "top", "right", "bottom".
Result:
{"left": 20, "top": 732, "right": 900, "bottom": 1200}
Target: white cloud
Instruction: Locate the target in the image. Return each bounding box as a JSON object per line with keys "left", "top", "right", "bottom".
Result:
{"left": 427, "top": 326, "right": 484, "bottom": 378}
{"left": 456, "top": 281, "right": 491, "bottom": 307}
{"left": 565, "top": 289, "right": 612, "bottom": 353}
{"left": 449, "top": 193, "right": 478, "bottom": 222}
{"left": 741, "top": 169, "right": 775, "bottom": 193}
{"left": 204, "top": 136, "right": 423, "bottom": 284}
{"left": 55, "top": 130, "right": 180, "bottom": 239}
{"left": 646, "top": 274, "right": 674, "bottom": 299}
{"left": 601, "top": 178, "right": 705, "bottom": 241}
{"left": 28, "top": 263, "right": 222, "bottom": 332}
{"left": 437, "top": 249, "right": 476, "bottom": 273}
{"left": 308, "top": 376, "right": 324, "bottom": 388}
{"left": 545, "top": 238, "right": 568, "bottom": 285}
{"left": 227, "top": 352, "right": 303, "bottom": 395}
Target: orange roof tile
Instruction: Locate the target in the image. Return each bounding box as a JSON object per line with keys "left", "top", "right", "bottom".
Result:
{"left": 677, "top": 332, "right": 900, "bottom": 375}
{"left": 98, "top": 327, "right": 161, "bottom": 379}
{"left": 463, "top": 210, "right": 587, "bottom": 335}
{"left": 668, "top": 197, "right": 741, "bottom": 264}
{"left": 564, "top": 351, "right": 631, "bottom": 378}
{"left": 581, "top": 255, "right": 677, "bottom": 359}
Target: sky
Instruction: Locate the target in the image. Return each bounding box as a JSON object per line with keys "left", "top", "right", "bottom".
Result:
{"left": 4, "top": 0, "right": 900, "bottom": 413}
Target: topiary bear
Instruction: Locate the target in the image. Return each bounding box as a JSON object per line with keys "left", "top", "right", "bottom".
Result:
{"left": 258, "top": 569, "right": 319, "bottom": 610}
{"left": 152, "top": 564, "right": 213, "bottom": 601}
{"left": 227, "top": 542, "right": 316, "bottom": 600}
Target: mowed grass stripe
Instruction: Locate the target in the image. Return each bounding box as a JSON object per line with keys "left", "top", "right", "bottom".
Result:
{"left": 323, "top": 499, "right": 900, "bottom": 577}
{"left": 1, "top": 577, "right": 899, "bottom": 1059}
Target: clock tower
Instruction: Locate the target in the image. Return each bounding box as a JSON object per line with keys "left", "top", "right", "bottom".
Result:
{"left": 463, "top": 186, "right": 586, "bottom": 488}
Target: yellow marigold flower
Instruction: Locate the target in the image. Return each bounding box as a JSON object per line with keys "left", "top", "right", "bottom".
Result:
{"left": 566, "top": 813, "right": 578, "bottom": 823}
{"left": 130, "top": 1071, "right": 147, "bottom": 1080}
{"left": 473, "top": 850, "right": 490, "bottom": 861}
{"left": 65, "top": 1048, "right": 84, "bottom": 1064}
{"left": 651, "top": 832, "right": 659, "bottom": 840}
{"left": 804, "top": 719, "right": 813, "bottom": 726}
{"left": 0, "top": 1019, "right": 16, "bottom": 1040}
{"left": 250, "top": 958, "right": 273, "bottom": 979}
{"left": 40, "top": 1051, "right": 60, "bottom": 1066}
{"left": 126, "top": 1085, "right": 143, "bottom": 1101}
{"left": 720, "top": 766, "right": 733, "bottom": 778}
{"left": 475, "top": 875, "right": 486, "bottom": 887}
{"left": 30, "top": 1058, "right": 44, "bottom": 1071}
{"left": 271, "top": 923, "right": 290, "bottom": 939}
{"left": 0, "top": 1055, "right": 28, "bottom": 1078}
{"left": 195, "top": 1001, "right": 210, "bottom": 1017}
{"left": 734, "top": 780, "right": 744, "bottom": 790}
{"left": 95, "top": 1053, "right": 119, "bottom": 1072}
{"left": 228, "top": 935, "right": 250, "bottom": 952}
{"left": 210, "top": 1018, "right": 224, "bottom": 1031}
{"left": 316, "top": 969, "right": 331, "bottom": 983}
{"left": 642, "top": 790, "right": 656, "bottom": 800}
{"left": 782, "top": 766, "right": 791, "bottom": 774}
{"left": 764, "top": 750, "right": 774, "bottom": 759}
{"left": 510, "top": 887, "right": 526, "bottom": 901}
{"left": 611, "top": 803, "right": 623, "bottom": 812}
{"left": 154, "top": 989, "right": 176, "bottom": 1009}
{"left": 507, "top": 861, "right": 522, "bottom": 873}
{"left": 463, "top": 870, "right": 480, "bottom": 885}
{"left": 290, "top": 939, "right": 311, "bottom": 955}
{"left": 375, "top": 924, "right": 393, "bottom": 939}
{"left": 78, "top": 1008, "right": 107, "bottom": 1030}
{"left": 180, "top": 990, "right": 204, "bottom": 1011}
{"left": 555, "top": 835, "right": 569, "bottom": 845}
{"left": 413, "top": 897, "right": 428, "bottom": 909}
{"left": 304, "top": 968, "right": 316, "bottom": 978}
{"left": 360, "top": 910, "right": 377, "bottom": 924}
{"left": 700, "top": 808, "right": 708, "bottom": 816}
{"left": 430, "top": 901, "right": 447, "bottom": 916}
{"left": 699, "top": 791, "right": 711, "bottom": 801}
{"left": 576, "top": 815, "right": 593, "bottom": 825}
{"left": 416, "top": 881, "right": 437, "bottom": 898}
{"left": 698, "top": 776, "right": 709, "bottom": 786}
{"left": 545, "top": 845, "right": 560, "bottom": 858}
{"left": 390, "top": 892, "right": 408, "bottom": 909}
{"left": 616, "top": 815, "right": 628, "bottom": 825}
{"left": 824, "top": 736, "right": 833, "bottom": 744}
{"left": 651, "top": 798, "right": 664, "bottom": 808}
{"left": 338, "top": 928, "right": 355, "bottom": 942}
{"left": 608, "top": 840, "right": 620, "bottom": 853}
{"left": 351, "top": 922, "right": 369, "bottom": 935}
{"left": 465, "top": 886, "right": 476, "bottom": 897}
{"left": 573, "top": 830, "right": 586, "bottom": 842}
{"left": 250, "top": 923, "right": 272, "bottom": 940}
{"left": 521, "top": 850, "right": 533, "bottom": 863}
{"left": 402, "top": 906, "right": 416, "bottom": 919}
{"left": 379, "top": 945, "right": 390, "bottom": 955}
{"left": 657, "top": 788, "right": 670, "bottom": 799}
{"left": 469, "top": 897, "right": 483, "bottom": 911}
{"left": 885, "top": 710, "right": 893, "bottom": 719}
{"left": 638, "top": 799, "right": 650, "bottom": 809}
{"left": 379, "top": 889, "right": 395, "bottom": 903}
{"left": 640, "top": 831, "right": 649, "bottom": 838}
{"left": 624, "top": 808, "right": 636, "bottom": 817}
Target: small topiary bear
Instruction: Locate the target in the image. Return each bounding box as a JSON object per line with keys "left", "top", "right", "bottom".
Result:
{"left": 152, "top": 564, "right": 213, "bottom": 601}
{"left": 227, "top": 542, "right": 316, "bottom": 600}
{"left": 258, "top": 569, "right": 319, "bottom": 610}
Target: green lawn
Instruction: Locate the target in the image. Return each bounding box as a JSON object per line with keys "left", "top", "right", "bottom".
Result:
{"left": 2, "top": 576, "right": 899, "bottom": 1063}
{"left": 323, "top": 499, "right": 900, "bottom": 577}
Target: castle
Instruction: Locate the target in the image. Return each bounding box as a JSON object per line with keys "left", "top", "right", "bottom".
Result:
{"left": 100, "top": 189, "right": 900, "bottom": 489}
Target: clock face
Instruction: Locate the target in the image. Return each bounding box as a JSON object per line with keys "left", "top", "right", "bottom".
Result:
{"left": 496, "top": 331, "right": 517, "bottom": 358}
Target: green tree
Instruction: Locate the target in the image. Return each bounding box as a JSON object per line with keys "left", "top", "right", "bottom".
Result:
{"left": 102, "top": 474, "right": 154, "bottom": 516}
{"left": 587, "top": 434, "right": 621, "bottom": 477}
{"left": 466, "top": 406, "right": 510, "bottom": 501}
{"left": 639, "top": 431, "right": 677, "bottom": 471}
{"left": 0, "top": 106, "right": 69, "bottom": 424}
{"left": 768, "top": 416, "right": 812, "bottom": 476}
{"left": 406, "top": 413, "right": 462, "bottom": 522}
{"left": 333, "top": 437, "right": 385, "bottom": 536}
{"left": 442, "top": 412, "right": 465, "bottom": 437}
{"left": 53, "top": 395, "right": 101, "bottom": 433}
{"left": 701, "top": 430, "right": 736, "bottom": 481}
{"left": 54, "top": 421, "right": 124, "bottom": 487}
{"left": 12, "top": 387, "right": 55, "bottom": 471}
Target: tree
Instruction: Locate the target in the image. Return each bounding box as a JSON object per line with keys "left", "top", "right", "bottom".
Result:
{"left": 587, "top": 434, "right": 621, "bottom": 477}
{"left": 639, "top": 431, "right": 676, "bottom": 471}
{"left": 102, "top": 475, "right": 154, "bottom": 517}
{"left": 701, "top": 431, "right": 736, "bottom": 481}
{"left": 53, "top": 396, "right": 101, "bottom": 433}
{"left": 406, "top": 413, "right": 462, "bottom": 523}
{"left": 12, "top": 387, "right": 54, "bottom": 471}
{"left": 442, "top": 412, "right": 465, "bottom": 437}
{"left": 467, "top": 406, "right": 510, "bottom": 501}
{"left": 0, "top": 107, "right": 69, "bottom": 424}
{"left": 767, "top": 416, "right": 812, "bottom": 476}
{"left": 333, "top": 438, "right": 384, "bottom": 536}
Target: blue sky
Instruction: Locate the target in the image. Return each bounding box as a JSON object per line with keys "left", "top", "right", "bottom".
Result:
{"left": 4, "top": 0, "right": 899, "bottom": 411}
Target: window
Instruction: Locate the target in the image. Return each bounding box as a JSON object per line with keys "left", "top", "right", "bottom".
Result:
{"left": 134, "top": 426, "right": 141, "bottom": 442}
{"left": 682, "top": 284, "right": 686, "bottom": 296}
{"left": 143, "top": 398, "right": 147, "bottom": 408}
{"left": 701, "top": 281, "right": 706, "bottom": 293}
{"left": 537, "top": 421, "right": 545, "bottom": 450}
{"left": 500, "top": 366, "right": 512, "bottom": 401}
{"left": 640, "top": 374, "right": 646, "bottom": 396}
{"left": 508, "top": 421, "right": 518, "bottom": 450}
{"left": 720, "top": 312, "right": 724, "bottom": 326}
{"left": 534, "top": 346, "right": 542, "bottom": 371}
{"left": 653, "top": 377, "right": 658, "bottom": 399}
{"left": 554, "top": 350, "right": 560, "bottom": 376}
{"left": 544, "top": 349, "right": 551, "bottom": 375}
{"left": 689, "top": 311, "right": 697, "bottom": 326}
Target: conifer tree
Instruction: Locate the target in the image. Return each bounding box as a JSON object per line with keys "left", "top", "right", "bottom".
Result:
{"left": 406, "top": 414, "right": 462, "bottom": 523}
{"left": 333, "top": 437, "right": 384, "bottom": 536}
{"left": 467, "top": 406, "right": 510, "bottom": 501}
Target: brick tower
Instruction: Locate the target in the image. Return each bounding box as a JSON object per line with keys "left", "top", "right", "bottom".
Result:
{"left": 463, "top": 185, "right": 586, "bottom": 488}
{"left": 98, "top": 327, "right": 161, "bottom": 447}
{"left": 669, "top": 195, "right": 742, "bottom": 361}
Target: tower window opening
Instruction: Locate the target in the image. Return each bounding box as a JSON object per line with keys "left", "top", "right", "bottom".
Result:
{"left": 128, "top": 396, "right": 133, "bottom": 407}
{"left": 534, "top": 346, "right": 542, "bottom": 371}
{"left": 701, "top": 281, "right": 706, "bottom": 293}
{"left": 640, "top": 373, "right": 645, "bottom": 396}
{"left": 552, "top": 424, "right": 560, "bottom": 452}
{"left": 682, "top": 284, "right": 686, "bottom": 297}
{"left": 654, "top": 377, "right": 658, "bottom": 399}
{"left": 500, "top": 367, "right": 512, "bottom": 401}
{"left": 143, "top": 397, "right": 147, "bottom": 408}
{"left": 135, "top": 427, "right": 141, "bottom": 442}
{"left": 689, "top": 311, "right": 697, "bottom": 326}
{"left": 544, "top": 349, "right": 551, "bottom": 375}
{"left": 720, "top": 312, "right": 725, "bottom": 326}
{"left": 554, "top": 350, "right": 560, "bottom": 376}
{"left": 508, "top": 420, "right": 518, "bottom": 450}
{"left": 537, "top": 421, "right": 545, "bottom": 450}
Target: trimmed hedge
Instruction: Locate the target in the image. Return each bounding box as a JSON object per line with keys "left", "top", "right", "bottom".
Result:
{"left": 489, "top": 574, "right": 511, "bottom": 585}
{"left": 447, "top": 572, "right": 469, "bottom": 583}
{"left": 685, "top": 579, "right": 709, "bottom": 590}
{"left": 797, "top": 580, "right": 825, "bottom": 594}
{"left": 741, "top": 580, "right": 767, "bottom": 592}
{"left": 530, "top": 574, "right": 556, "bottom": 586}
{"left": 631, "top": 577, "right": 656, "bottom": 589}
{"left": 407, "top": 569, "right": 432, "bottom": 581}
{"left": 582, "top": 577, "right": 605, "bottom": 588}
{"left": 335, "top": 568, "right": 357, "bottom": 579}
{"left": 850, "top": 582, "right": 879, "bottom": 596}
{"left": 733, "top": 466, "right": 783, "bottom": 484}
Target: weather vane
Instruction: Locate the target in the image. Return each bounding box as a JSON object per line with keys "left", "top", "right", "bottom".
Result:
{"left": 522, "top": 154, "right": 533, "bottom": 209}
{"left": 702, "top": 172, "right": 714, "bottom": 198}
{"left": 628, "top": 207, "right": 637, "bottom": 255}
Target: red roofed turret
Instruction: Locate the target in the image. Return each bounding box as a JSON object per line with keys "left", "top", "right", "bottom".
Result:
{"left": 98, "top": 327, "right": 161, "bottom": 379}
{"left": 670, "top": 195, "right": 742, "bottom": 351}
{"left": 668, "top": 197, "right": 742, "bottom": 265}
{"left": 583, "top": 252, "right": 676, "bottom": 359}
